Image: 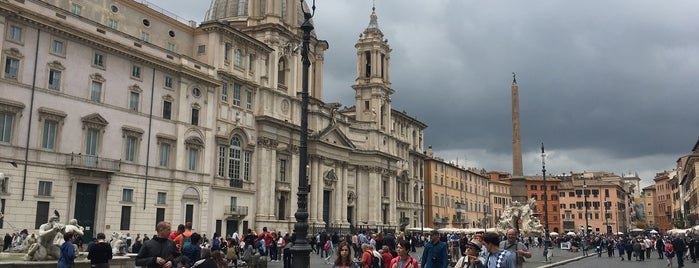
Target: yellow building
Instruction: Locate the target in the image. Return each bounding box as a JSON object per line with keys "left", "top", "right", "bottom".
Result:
{"left": 424, "top": 151, "right": 489, "bottom": 229}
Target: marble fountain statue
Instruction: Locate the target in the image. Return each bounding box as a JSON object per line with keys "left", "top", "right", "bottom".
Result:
{"left": 497, "top": 198, "right": 545, "bottom": 236}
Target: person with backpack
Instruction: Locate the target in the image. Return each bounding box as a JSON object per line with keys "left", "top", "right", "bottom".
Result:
{"left": 174, "top": 222, "right": 193, "bottom": 253}
{"left": 256, "top": 227, "right": 273, "bottom": 256}
{"left": 211, "top": 233, "right": 221, "bottom": 251}
{"left": 666, "top": 242, "right": 676, "bottom": 267}
{"left": 182, "top": 233, "right": 203, "bottom": 264}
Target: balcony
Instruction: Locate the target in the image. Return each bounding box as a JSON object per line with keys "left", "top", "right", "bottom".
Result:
{"left": 452, "top": 216, "right": 468, "bottom": 224}
{"left": 229, "top": 179, "right": 243, "bottom": 188}
{"left": 455, "top": 202, "right": 466, "bottom": 213}
{"left": 224, "top": 205, "right": 248, "bottom": 217}
{"left": 65, "top": 153, "right": 120, "bottom": 173}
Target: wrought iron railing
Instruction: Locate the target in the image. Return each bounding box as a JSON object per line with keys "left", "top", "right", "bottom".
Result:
{"left": 224, "top": 205, "right": 248, "bottom": 216}
{"left": 65, "top": 153, "right": 120, "bottom": 172}
{"left": 229, "top": 179, "right": 243, "bottom": 188}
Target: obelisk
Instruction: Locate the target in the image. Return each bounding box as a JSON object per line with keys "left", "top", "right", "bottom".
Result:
{"left": 510, "top": 73, "right": 527, "bottom": 202}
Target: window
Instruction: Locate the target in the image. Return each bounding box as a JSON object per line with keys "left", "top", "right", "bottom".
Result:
{"left": 157, "top": 192, "right": 166, "bottom": 205}
{"left": 198, "top": 45, "right": 206, "bottom": 54}
{"left": 277, "top": 59, "right": 286, "bottom": 85}
{"left": 156, "top": 208, "right": 165, "bottom": 226}
{"left": 50, "top": 39, "right": 65, "bottom": 56}
{"left": 217, "top": 146, "right": 225, "bottom": 177}
{"left": 4, "top": 57, "right": 20, "bottom": 80}
{"left": 167, "top": 42, "right": 175, "bottom": 52}
{"left": 41, "top": 120, "right": 57, "bottom": 150}
{"left": 131, "top": 65, "right": 141, "bottom": 79}
{"left": 45, "top": 68, "right": 62, "bottom": 90}
{"left": 122, "top": 189, "right": 133, "bottom": 202}
{"left": 164, "top": 76, "right": 173, "bottom": 88}
{"left": 530, "top": 185, "right": 536, "bottom": 190}
{"left": 228, "top": 136, "right": 241, "bottom": 179}
{"left": 163, "top": 100, "right": 172, "bottom": 119}
{"left": 243, "top": 151, "right": 250, "bottom": 180}
{"left": 35, "top": 201, "right": 50, "bottom": 229}
{"left": 71, "top": 3, "right": 82, "bottom": 15}
{"left": 224, "top": 43, "right": 231, "bottom": 61}
{"left": 90, "top": 81, "right": 102, "bottom": 102}
{"left": 141, "top": 32, "right": 149, "bottom": 42}
{"left": 108, "top": 19, "right": 118, "bottom": 29}
{"left": 248, "top": 54, "right": 255, "bottom": 72}
{"left": 560, "top": 204, "right": 566, "bottom": 209}
{"left": 0, "top": 112, "right": 13, "bottom": 144}
{"left": 237, "top": 0, "right": 247, "bottom": 16}
{"left": 246, "top": 90, "right": 252, "bottom": 109}
{"left": 38, "top": 181, "right": 52, "bottom": 196}
{"left": 125, "top": 136, "right": 137, "bottom": 162}
{"left": 233, "top": 83, "right": 241, "bottom": 106}
{"left": 191, "top": 108, "right": 199, "bottom": 126}
{"left": 188, "top": 147, "right": 198, "bottom": 171}
{"left": 7, "top": 25, "right": 23, "bottom": 43}
{"left": 129, "top": 91, "right": 140, "bottom": 111}
{"left": 93, "top": 52, "right": 105, "bottom": 68}
{"left": 221, "top": 82, "right": 228, "bottom": 102}
{"left": 540, "top": 185, "right": 545, "bottom": 190}
{"left": 120, "top": 206, "right": 131, "bottom": 230}
{"left": 279, "top": 159, "right": 286, "bottom": 182}
{"left": 531, "top": 195, "right": 537, "bottom": 200}
{"left": 159, "top": 142, "right": 170, "bottom": 167}
{"left": 234, "top": 49, "right": 243, "bottom": 67}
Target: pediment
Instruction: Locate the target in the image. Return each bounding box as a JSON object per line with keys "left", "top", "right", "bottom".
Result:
{"left": 81, "top": 113, "right": 108, "bottom": 128}
{"left": 316, "top": 125, "right": 355, "bottom": 149}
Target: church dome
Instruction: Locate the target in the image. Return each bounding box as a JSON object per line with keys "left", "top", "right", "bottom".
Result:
{"left": 204, "top": 0, "right": 312, "bottom": 27}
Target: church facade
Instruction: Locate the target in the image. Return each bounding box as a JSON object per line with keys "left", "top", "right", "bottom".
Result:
{"left": 0, "top": 0, "right": 426, "bottom": 240}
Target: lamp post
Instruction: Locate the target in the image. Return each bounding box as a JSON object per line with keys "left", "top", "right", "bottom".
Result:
{"left": 604, "top": 193, "right": 610, "bottom": 234}
{"left": 541, "top": 143, "right": 550, "bottom": 244}
{"left": 292, "top": 1, "right": 315, "bottom": 267}
{"left": 583, "top": 179, "right": 589, "bottom": 237}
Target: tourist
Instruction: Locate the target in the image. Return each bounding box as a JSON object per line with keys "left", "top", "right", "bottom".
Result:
{"left": 58, "top": 232, "right": 76, "bottom": 268}
{"left": 481, "top": 232, "right": 515, "bottom": 268}
{"left": 454, "top": 239, "right": 484, "bottom": 268}
{"left": 420, "top": 230, "right": 448, "bottom": 268}
{"left": 131, "top": 238, "right": 143, "bottom": 254}
{"left": 500, "top": 229, "right": 530, "bottom": 268}
{"left": 332, "top": 241, "right": 359, "bottom": 268}
{"left": 183, "top": 233, "right": 203, "bottom": 264}
{"left": 388, "top": 240, "right": 419, "bottom": 268}
{"left": 87, "top": 232, "right": 112, "bottom": 268}
{"left": 135, "top": 221, "right": 185, "bottom": 268}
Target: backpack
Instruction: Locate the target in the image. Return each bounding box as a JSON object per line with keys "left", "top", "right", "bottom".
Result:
{"left": 323, "top": 241, "right": 330, "bottom": 251}
{"left": 370, "top": 254, "right": 383, "bottom": 268}
{"left": 182, "top": 234, "right": 192, "bottom": 249}
{"left": 212, "top": 238, "right": 220, "bottom": 250}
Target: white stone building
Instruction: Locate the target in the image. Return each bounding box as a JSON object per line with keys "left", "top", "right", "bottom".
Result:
{"left": 0, "top": 0, "right": 426, "bottom": 241}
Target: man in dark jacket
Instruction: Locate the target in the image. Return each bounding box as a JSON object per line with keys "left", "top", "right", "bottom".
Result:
{"left": 135, "top": 221, "right": 186, "bottom": 268}
{"left": 672, "top": 234, "right": 686, "bottom": 267}
{"left": 656, "top": 237, "right": 665, "bottom": 259}
{"left": 421, "top": 230, "right": 448, "bottom": 268}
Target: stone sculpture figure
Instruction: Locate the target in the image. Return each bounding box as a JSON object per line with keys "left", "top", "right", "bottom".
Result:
{"left": 497, "top": 198, "right": 544, "bottom": 236}
{"left": 110, "top": 231, "right": 127, "bottom": 255}
{"left": 25, "top": 215, "right": 64, "bottom": 261}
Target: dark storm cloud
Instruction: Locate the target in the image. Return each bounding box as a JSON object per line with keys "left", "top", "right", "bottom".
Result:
{"left": 151, "top": 0, "right": 699, "bottom": 184}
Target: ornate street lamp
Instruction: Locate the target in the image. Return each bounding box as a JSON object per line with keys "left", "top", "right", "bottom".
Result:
{"left": 292, "top": 1, "right": 315, "bottom": 267}
{"left": 541, "top": 143, "right": 550, "bottom": 247}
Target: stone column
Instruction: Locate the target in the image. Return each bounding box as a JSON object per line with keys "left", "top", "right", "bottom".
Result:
{"left": 333, "top": 162, "right": 342, "bottom": 225}
{"left": 340, "top": 163, "right": 348, "bottom": 226}
{"left": 315, "top": 158, "right": 323, "bottom": 225}
{"left": 309, "top": 157, "right": 318, "bottom": 223}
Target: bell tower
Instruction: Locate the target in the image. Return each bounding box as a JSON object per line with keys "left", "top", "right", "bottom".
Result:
{"left": 352, "top": 6, "right": 393, "bottom": 129}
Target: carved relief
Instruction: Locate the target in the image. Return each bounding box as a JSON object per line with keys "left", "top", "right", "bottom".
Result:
{"left": 347, "top": 191, "right": 356, "bottom": 205}
{"left": 257, "top": 137, "right": 279, "bottom": 149}
{"left": 324, "top": 169, "right": 337, "bottom": 187}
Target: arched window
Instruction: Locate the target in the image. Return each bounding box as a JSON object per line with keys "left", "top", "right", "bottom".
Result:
{"left": 228, "top": 136, "right": 242, "bottom": 179}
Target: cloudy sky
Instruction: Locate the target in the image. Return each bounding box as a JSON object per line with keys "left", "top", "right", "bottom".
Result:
{"left": 149, "top": 0, "right": 699, "bottom": 186}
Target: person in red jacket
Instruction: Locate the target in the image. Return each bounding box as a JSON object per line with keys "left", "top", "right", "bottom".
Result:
{"left": 389, "top": 240, "right": 419, "bottom": 268}
{"left": 360, "top": 244, "right": 373, "bottom": 268}
{"left": 381, "top": 245, "right": 393, "bottom": 268}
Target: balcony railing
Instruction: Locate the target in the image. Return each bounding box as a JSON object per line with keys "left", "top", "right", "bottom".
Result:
{"left": 455, "top": 202, "right": 466, "bottom": 213}
{"left": 224, "top": 205, "right": 248, "bottom": 216}
{"left": 65, "top": 153, "right": 120, "bottom": 173}
{"left": 452, "top": 216, "right": 468, "bottom": 224}
{"left": 229, "top": 179, "right": 243, "bottom": 188}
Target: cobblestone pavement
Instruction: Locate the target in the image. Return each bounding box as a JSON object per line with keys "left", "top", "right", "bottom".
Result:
{"left": 557, "top": 251, "right": 690, "bottom": 268}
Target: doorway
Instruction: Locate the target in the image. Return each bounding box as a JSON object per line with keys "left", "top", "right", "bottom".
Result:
{"left": 75, "top": 183, "right": 98, "bottom": 242}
